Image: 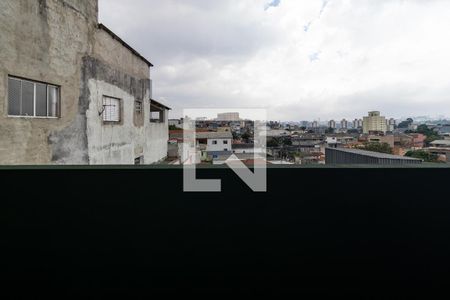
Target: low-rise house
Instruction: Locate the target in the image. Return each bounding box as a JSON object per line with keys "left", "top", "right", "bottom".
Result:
{"left": 169, "top": 130, "right": 233, "bottom": 163}
{"left": 196, "top": 131, "right": 233, "bottom": 155}
{"left": 360, "top": 134, "right": 395, "bottom": 148}
{"left": 232, "top": 144, "right": 264, "bottom": 154}
{"left": 395, "top": 133, "right": 426, "bottom": 149}
{"left": 430, "top": 140, "right": 450, "bottom": 148}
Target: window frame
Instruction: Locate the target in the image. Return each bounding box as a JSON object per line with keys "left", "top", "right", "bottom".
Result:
{"left": 102, "top": 95, "right": 123, "bottom": 125}
{"left": 7, "top": 75, "right": 61, "bottom": 119}
{"left": 135, "top": 100, "right": 143, "bottom": 115}
{"left": 150, "top": 103, "right": 165, "bottom": 124}
{"left": 150, "top": 105, "right": 166, "bottom": 124}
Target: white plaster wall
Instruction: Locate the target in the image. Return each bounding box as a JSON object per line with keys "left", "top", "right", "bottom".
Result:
{"left": 233, "top": 147, "right": 263, "bottom": 154}
{"left": 145, "top": 116, "right": 168, "bottom": 164}
{"left": 207, "top": 138, "right": 232, "bottom": 152}
{"left": 86, "top": 79, "right": 168, "bottom": 165}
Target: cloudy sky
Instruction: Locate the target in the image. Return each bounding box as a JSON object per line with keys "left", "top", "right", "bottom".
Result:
{"left": 99, "top": 0, "right": 450, "bottom": 121}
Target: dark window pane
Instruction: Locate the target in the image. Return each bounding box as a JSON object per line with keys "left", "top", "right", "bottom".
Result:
{"left": 35, "top": 83, "right": 47, "bottom": 117}
{"left": 22, "top": 81, "right": 34, "bottom": 116}
{"left": 8, "top": 78, "right": 21, "bottom": 116}
{"left": 48, "top": 86, "right": 59, "bottom": 117}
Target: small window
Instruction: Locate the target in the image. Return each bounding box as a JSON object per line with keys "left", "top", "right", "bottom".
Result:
{"left": 135, "top": 100, "right": 142, "bottom": 115}
{"left": 135, "top": 156, "right": 144, "bottom": 165}
{"left": 8, "top": 76, "right": 60, "bottom": 118}
{"left": 150, "top": 101, "right": 166, "bottom": 123}
{"left": 151, "top": 111, "right": 162, "bottom": 122}
{"left": 102, "top": 96, "right": 121, "bottom": 123}
{"left": 212, "top": 140, "right": 218, "bottom": 145}
{"left": 223, "top": 140, "right": 229, "bottom": 145}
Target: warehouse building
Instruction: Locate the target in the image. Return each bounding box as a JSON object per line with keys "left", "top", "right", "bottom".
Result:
{"left": 325, "top": 148, "right": 422, "bottom": 165}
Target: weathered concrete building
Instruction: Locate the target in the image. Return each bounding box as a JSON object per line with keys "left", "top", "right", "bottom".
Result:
{"left": 0, "top": 0, "right": 169, "bottom": 165}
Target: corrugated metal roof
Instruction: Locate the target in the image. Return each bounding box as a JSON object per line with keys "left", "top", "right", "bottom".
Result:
{"left": 196, "top": 132, "right": 233, "bottom": 139}
{"left": 430, "top": 140, "right": 450, "bottom": 146}
{"left": 327, "top": 147, "right": 421, "bottom": 161}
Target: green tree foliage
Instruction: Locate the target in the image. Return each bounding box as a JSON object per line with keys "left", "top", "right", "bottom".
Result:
{"left": 408, "top": 124, "right": 441, "bottom": 146}
{"left": 325, "top": 127, "right": 335, "bottom": 134}
{"left": 405, "top": 150, "right": 439, "bottom": 162}
{"left": 267, "top": 138, "right": 280, "bottom": 148}
{"left": 398, "top": 118, "right": 414, "bottom": 129}
{"left": 283, "top": 138, "right": 292, "bottom": 146}
{"left": 363, "top": 142, "right": 393, "bottom": 154}
{"left": 347, "top": 129, "right": 360, "bottom": 134}
{"left": 241, "top": 131, "right": 251, "bottom": 140}
{"left": 169, "top": 125, "right": 179, "bottom": 130}
{"left": 267, "top": 137, "right": 292, "bottom": 147}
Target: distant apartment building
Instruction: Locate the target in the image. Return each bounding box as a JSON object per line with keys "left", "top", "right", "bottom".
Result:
{"left": 341, "top": 119, "right": 349, "bottom": 129}
{"left": 311, "top": 121, "right": 319, "bottom": 128}
{"left": 0, "top": 0, "right": 169, "bottom": 165}
{"left": 217, "top": 112, "right": 240, "bottom": 121}
{"left": 387, "top": 118, "right": 396, "bottom": 132}
{"left": 363, "top": 111, "right": 387, "bottom": 134}
{"left": 328, "top": 120, "right": 336, "bottom": 129}
{"left": 353, "top": 119, "right": 363, "bottom": 129}
{"left": 300, "top": 121, "right": 309, "bottom": 128}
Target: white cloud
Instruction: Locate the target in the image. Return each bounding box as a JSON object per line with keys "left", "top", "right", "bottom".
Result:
{"left": 99, "top": 0, "right": 450, "bottom": 121}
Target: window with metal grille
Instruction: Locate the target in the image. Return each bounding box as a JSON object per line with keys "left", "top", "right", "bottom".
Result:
{"left": 8, "top": 76, "right": 60, "bottom": 118}
{"left": 102, "top": 96, "right": 121, "bottom": 123}
{"left": 135, "top": 100, "right": 142, "bottom": 114}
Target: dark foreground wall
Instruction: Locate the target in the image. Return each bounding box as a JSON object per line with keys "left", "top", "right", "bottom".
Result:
{"left": 2, "top": 167, "right": 450, "bottom": 296}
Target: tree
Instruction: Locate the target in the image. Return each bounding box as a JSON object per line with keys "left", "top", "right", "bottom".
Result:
{"left": 398, "top": 118, "right": 414, "bottom": 129}
{"left": 363, "top": 142, "right": 393, "bottom": 154}
{"left": 282, "top": 138, "right": 292, "bottom": 146}
{"left": 267, "top": 138, "right": 280, "bottom": 148}
{"left": 409, "top": 124, "right": 441, "bottom": 146}
{"left": 325, "top": 127, "right": 335, "bottom": 134}
{"left": 405, "top": 150, "right": 439, "bottom": 163}
{"left": 241, "top": 131, "right": 251, "bottom": 141}
{"left": 347, "top": 129, "right": 360, "bottom": 134}
{"left": 169, "top": 125, "right": 179, "bottom": 130}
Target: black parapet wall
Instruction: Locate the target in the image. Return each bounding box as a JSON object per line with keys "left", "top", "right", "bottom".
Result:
{"left": 2, "top": 166, "right": 450, "bottom": 296}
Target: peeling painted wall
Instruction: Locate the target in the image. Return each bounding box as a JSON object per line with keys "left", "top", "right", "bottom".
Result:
{"left": 0, "top": 0, "right": 168, "bottom": 165}
{"left": 0, "top": 0, "right": 98, "bottom": 165}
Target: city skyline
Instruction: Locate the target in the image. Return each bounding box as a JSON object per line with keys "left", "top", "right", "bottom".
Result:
{"left": 100, "top": 0, "right": 450, "bottom": 121}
